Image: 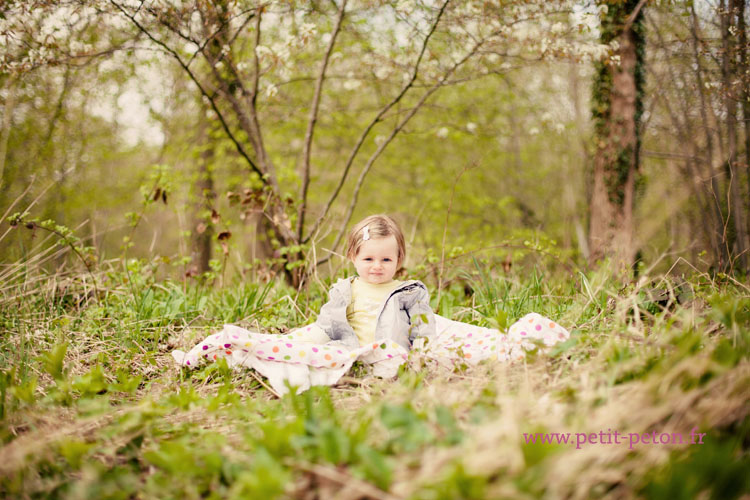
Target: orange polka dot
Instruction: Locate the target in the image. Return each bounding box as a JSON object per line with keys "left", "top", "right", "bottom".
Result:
{"left": 549, "top": 322, "right": 556, "bottom": 328}
{"left": 226, "top": 350, "right": 232, "bottom": 355}
{"left": 273, "top": 346, "right": 279, "bottom": 353}
{"left": 478, "top": 340, "right": 483, "bottom": 345}
{"left": 528, "top": 318, "right": 533, "bottom": 323}
{"left": 213, "top": 355, "right": 217, "bottom": 360}
{"left": 325, "top": 354, "right": 332, "bottom": 360}
{"left": 465, "top": 353, "right": 472, "bottom": 358}
{"left": 330, "top": 362, "right": 337, "bottom": 367}
{"left": 372, "top": 343, "right": 378, "bottom": 349}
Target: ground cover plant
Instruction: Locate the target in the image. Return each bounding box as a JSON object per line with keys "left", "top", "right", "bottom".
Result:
{"left": 1, "top": 251, "right": 749, "bottom": 499}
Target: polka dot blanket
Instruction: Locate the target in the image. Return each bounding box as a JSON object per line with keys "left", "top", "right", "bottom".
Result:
{"left": 172, "top": 313, "right": 570, "bottom": 395}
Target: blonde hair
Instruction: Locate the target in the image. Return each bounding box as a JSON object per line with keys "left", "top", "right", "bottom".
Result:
{"left": 346, "top": 214, "right": 406, "bottom": 266}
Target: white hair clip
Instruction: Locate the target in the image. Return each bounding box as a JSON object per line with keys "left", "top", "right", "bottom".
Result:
{"left": 362, "top": 225, "right": 370, "bottom": 241}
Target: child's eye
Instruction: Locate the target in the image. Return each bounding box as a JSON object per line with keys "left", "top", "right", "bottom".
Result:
{"left": 364, "top": 258, "right": 372, "bottom": 261}
{"left": 384, "top": 258, "right": 392, "bottom": 262}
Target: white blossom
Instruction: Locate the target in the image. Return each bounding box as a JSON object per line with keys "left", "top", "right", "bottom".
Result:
{"left": 343, "top": 78, "right": 361, "bottom": 91}
{"left": 271, "top": 42, "right": 290, "bottom": 61}
{"left": 255, "top": 45, "right": 273, "bottom": 60}
{"left": 436, "top": 127, "right": 449, "bottom": 138}
{"left": 550, "top": 22, "right": 566, "bottom": 35}
{"left": 374, "top": 66, "right": 390, "bottom": 80}
{"left": 466, "top": 122, "right": 478, "bottom": 133}
{"left": 299, "top": 22, "right": 317, "bottom": 45}
{"left": 184, "top": 42, "right": 199, "bottom": 54}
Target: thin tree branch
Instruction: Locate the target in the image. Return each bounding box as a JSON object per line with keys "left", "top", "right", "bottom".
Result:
{"left": 297, "top": 0, "right": 347, "bottom": 242}
{"left": 623, "top": 0, "right": 649, "bottom": 32}
{"left": 109, "top": 0, "right": 265, "bottom": 180}
{"left": 329, "top": 40, "right": 483, "bottom": 255}
{"left": 251, "top": 6, "right": 262, "bottom": 106}
{"left": 302, "top": 0, "right": 451, "bottom": 243}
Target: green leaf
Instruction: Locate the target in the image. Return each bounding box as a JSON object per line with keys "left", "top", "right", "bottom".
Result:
{"left": 39, "top": 342, "right": 68, "bottom": 381}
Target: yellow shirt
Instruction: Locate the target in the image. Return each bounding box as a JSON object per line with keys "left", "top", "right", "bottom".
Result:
{"left": 347, "top": 278, "right": 402, "bottom": 346}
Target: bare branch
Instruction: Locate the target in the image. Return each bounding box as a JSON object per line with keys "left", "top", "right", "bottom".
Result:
{"left": 329, "top": 39, "right": 483, "bottom": 255}
{"left": 297, "top": 0, "right": 348, "bottom": 242}
{"left": 303, "top": 0, "right": 451, "bottom": 243}
{"left": 251, "top": 7, "right": 262, "bottom": 106}
{"left": 623, "top": 0, "right": 649, "bottom": 33}
{"left": 109, "top": 0, "right": 265, "bottom": 180}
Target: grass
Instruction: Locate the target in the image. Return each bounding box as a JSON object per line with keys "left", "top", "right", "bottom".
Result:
{"left": 0, "top": 254, "right": 749, "bottom": 499}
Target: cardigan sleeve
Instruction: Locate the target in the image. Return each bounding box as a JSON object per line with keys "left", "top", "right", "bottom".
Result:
{"left": 314, "top": 286, "right": 359, "bottom": 349}
{"left": 403, "top": 283, "right": 436, "bottom": 342}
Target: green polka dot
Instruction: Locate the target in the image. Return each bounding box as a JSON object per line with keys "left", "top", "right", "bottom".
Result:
{"left": 284, "top": 355, "right": 291, "bottom": 360}
{"left": 380, "top": 343, "right": 386, "bottom": 349}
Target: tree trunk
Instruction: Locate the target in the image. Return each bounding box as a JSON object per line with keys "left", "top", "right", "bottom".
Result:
{"left": 569, "top": 62, "right": 591, "bottom": 261}
{"left": 738, "top": 0, "right": 750, "bottom": 252}
{"left": 190, "top": 101, "right": 214, "bottom": 276}
{"left": 690, "top": 4, "right": 729, "bottom": 268}
{"left": 0, "top": 77, "right": 17, "bottom": 195}
{"left": 588, "top": 0, "right": 646, "bottom": 271}
{"left": 722, "top": 0, "right": 748, "bottom": 271}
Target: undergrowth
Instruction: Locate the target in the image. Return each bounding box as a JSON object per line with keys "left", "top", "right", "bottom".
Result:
{"left": 0, "top": 256, "right": 748, "bottom": 499}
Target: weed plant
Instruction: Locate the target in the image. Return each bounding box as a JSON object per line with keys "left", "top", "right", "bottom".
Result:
{"left": 0, "top": 253, "right": 748, "bottom": 499}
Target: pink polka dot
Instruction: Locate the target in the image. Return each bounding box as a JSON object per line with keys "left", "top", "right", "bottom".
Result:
{"left": 535, "top": 324, "right": 542, "bottom": 331}
{"left": 521, "top": 331, "right": 527, "bottom": 336}
{"left": 337, "top": 350, "right": 342, "bottom": 354}
{"left": 224, "top": 343, "right": 231, "bottom": 348}
{"left": 306, "top": 327, "right": 311, "bottom": 331}
{"left": 232, "top": 335, "right": 238, "bottom": 339}
{"left": 202, "top": 345, "right": 208, "bottom": 350}
{"left": 257, "top": 350, "right": 264, "bottom": 355}
{"left": 312, "top": 347, "right": 319, "bottom": 352}
{"left": 387, "top": 354, "right": 393, "bottom": 358}
{"left": 286, "top": 343, "right": 292, "bottom": 348}
{"left": 468, "top": 333, "right": 473, "bottom": 337}
{"left": 268, "top": 356, "right": 275, "bottom": 360}
{"left": 186, "top": 360, "right": 190, "bottom": 365}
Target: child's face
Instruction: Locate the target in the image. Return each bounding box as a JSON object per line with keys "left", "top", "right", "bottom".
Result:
{"left": 352, "top": 235, "right": 399, "bottom": 285}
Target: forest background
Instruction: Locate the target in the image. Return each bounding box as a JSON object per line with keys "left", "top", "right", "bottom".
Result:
{"left": 1, "top": 1, "right": 750, "bottom": 498}
{"left": 3, "top": 0, "right": 748, "bottom": 282}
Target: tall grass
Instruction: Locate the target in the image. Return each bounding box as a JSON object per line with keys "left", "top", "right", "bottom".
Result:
{"left": 0, "top": 251, "right": 748, "bottom": 499}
